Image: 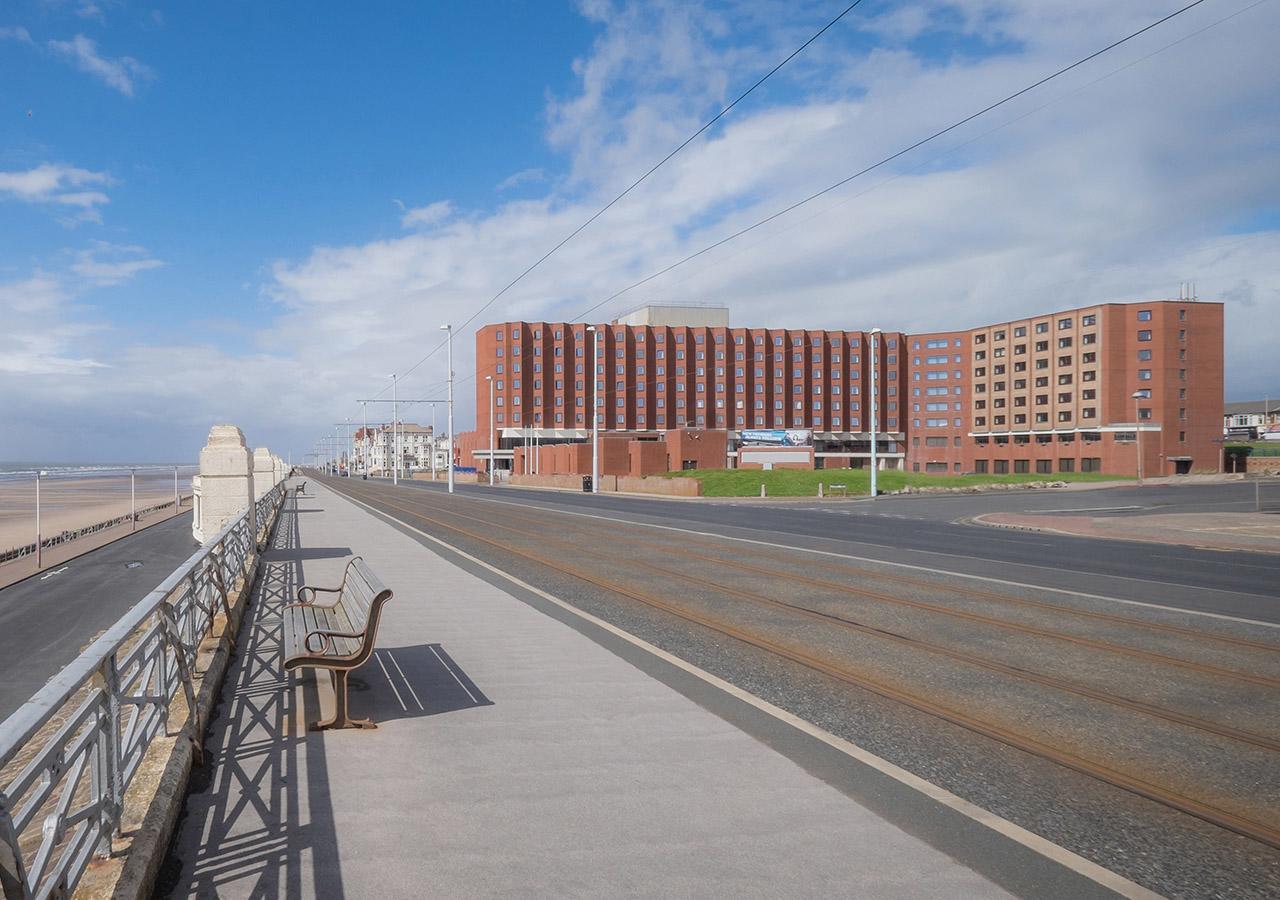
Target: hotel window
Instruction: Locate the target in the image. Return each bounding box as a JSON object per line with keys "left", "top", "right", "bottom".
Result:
{"left": 1058, "top": 337, "right": 1072, "bottom": 349}
{"left": 1058, "top": 356, "right": 1071, "bottom": 367}
{"left": 1138, "top": 330, "right": 1152, "bottom": 341}
{"left": 1138, "top": 369, "right": 1152, "bottom": 380}
{"left": 1082, "top": 314, "right": 1096, "bottom": 326}
{"left": 1082, "top": 333, "right": 1096, "bottom": 345}
{"left": 1059, "top": 318, "right": 1073, "bottom": 330}
{"left": 1137, "top": 310, "right": 1152, "bottom": 321}
{"left": 1035, "top": 341, "right": 1048, "bottom": 352}
{"left": 1036, "top": 322, "right": 1049, "bottom": 334}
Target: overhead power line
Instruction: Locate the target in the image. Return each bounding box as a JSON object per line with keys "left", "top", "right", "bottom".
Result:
{"left": 416, "top": 0, "right": 1255, "bottom": 406}
{"left": 376, "top": 0, "right": 868, "bottom": 396}
{"left": 571, "top": 0, "right": 1213, "bottom": 322}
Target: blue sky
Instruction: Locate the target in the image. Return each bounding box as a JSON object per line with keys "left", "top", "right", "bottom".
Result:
{"left": 1, "top": 0, "right": 1277, "bottom": 462}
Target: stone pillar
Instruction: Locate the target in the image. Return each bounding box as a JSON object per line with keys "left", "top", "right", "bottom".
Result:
{"left": 193, "top": 425, "right": 254, "bottom": 544}
{"left": 253, "top": 447, "right": 276, "bottom": 501}
{"left": 273, "top": 455, "right": 284, "bottom": 485}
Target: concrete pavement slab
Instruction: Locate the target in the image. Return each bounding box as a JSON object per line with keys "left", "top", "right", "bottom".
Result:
{"left": 160, "top": 480, "right": 1086, "bottom": 898}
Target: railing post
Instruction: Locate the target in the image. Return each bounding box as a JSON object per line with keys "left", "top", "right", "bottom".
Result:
{"left": 0, "top": 797, "right": 27, "bottom": 900}
{"left": 34, "top": 471, "right": 41, "bottom": 571}
{"left": 91, "top": 659, "right": 123, "bottom": 856}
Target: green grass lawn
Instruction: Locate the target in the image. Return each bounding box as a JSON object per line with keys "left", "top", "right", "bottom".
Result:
{"left": 657, "top": 467, "right": 1132, "bottom": 498}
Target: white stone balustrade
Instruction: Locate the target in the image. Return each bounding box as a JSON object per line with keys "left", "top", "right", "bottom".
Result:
{"left": 193, "top": 425, "right": 255, "bottom": 544}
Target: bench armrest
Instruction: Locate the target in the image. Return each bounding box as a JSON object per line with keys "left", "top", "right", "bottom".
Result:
{"left": 304, "top": 629, "right": 364, "bottom": 655}
{"left": 296, "top": 585, "right": 342, "bottom": 604}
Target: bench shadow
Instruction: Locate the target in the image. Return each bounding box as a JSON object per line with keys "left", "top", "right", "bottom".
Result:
{"left": 158, "top": 485, "right": 345, "bottom": 899}
{"left": 355, "top": 643, "right": 494, "bottom": 723}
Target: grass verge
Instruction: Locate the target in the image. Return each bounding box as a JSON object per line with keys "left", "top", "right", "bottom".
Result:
{"left": 656, "top": 468, "right": 1131, "bottom": 498}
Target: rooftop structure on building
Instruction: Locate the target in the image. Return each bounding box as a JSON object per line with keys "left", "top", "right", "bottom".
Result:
{"left": 614, "top": 303, "right": 729, "bottom": 329}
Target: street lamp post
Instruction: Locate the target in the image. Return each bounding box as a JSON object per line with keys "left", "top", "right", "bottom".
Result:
{"left": 390, "top": 373, "right": 399, "bottom": 485}
{"left": 486, "top": 375, "right": 495, "bottom": 486}
{"left": 441, "top": 324, "right": 454, "bottom": 494}
{"left": 587, "top": 325, "right": 599, "bottom": 493}
{"left": 361, "top": 402, "right": 368, "bottom": 477}
{"left": 1132, "top": 390, "right": 1146, "bottom": 484}
{"left": 431, "top": 403, "right": 437, "bottom": 480}
{"left": 869, "top": 327, "right": 881, "bottom": 499}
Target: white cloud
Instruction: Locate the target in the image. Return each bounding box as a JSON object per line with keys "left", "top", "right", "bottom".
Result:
{"left": 0, "top": 162, "right": 112, "bottom": 220}
{"left": 47, "top": 34, "right": 150, "bottom": 96}
{"left": 496, "top": 168, "right": 548, "bottom": 191}
{"left": 399, "top": 200, "right": 455, "bottom": 230}
{"left": 70, "top": 241, "right": 164, "bottom": 286}
{"left": 0, "top": 274, "right": 106, "bottom": 375}
{"left": 0, "top": 25, "right": 33, "bottom": 44}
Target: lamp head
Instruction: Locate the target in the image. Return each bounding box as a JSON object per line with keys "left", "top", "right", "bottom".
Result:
{"left": 440, "top": 324, "right": 451, "bottom": 332}
{"left": 869, "top": 327, "right": 882, "bottom": 335}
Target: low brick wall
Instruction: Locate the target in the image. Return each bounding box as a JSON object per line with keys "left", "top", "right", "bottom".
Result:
{"left": 1246, "top": 455, "right": 1280, "bottom": 475}
{"left": 615, "top": 475, "right": 702, "bottom": 497}
{"left": 510, "top": 473, "right": 700, "bottom": 496}
{"left": 510, "top": 473, "right": 594, "bottom": 491}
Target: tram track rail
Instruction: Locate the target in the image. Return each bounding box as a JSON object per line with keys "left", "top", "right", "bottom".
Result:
{"left": 321, "top": 476, "right": 1280, "bottom": 852}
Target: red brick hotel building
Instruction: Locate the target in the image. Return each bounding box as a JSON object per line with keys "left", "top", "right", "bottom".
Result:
{"left": 466, "top": 300, "right": 1223, "bottom": 477}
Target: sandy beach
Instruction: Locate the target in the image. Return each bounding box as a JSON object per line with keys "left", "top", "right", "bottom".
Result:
{"left": 0, "top": 472, "right": 192, "bottom": 554}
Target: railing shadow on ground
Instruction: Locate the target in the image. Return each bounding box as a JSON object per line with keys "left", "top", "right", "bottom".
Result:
{"left": 159, "top": 491, "right": 345, "bottom": 900}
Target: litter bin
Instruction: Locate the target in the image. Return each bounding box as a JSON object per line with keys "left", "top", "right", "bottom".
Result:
{"left": 582, "top": 476, "right": 593, "bottom": 492}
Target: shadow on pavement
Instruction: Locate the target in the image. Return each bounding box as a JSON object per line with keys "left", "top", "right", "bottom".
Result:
{"left": 158, "top": 492, "right": 344, "bottom": 899}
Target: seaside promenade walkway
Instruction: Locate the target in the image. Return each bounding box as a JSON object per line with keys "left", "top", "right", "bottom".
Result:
{"left": 159, "top": 479, "right": 1129, "bottom": 898}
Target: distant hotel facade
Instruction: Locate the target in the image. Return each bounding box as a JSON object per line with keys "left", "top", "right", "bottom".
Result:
{"left": 467, "top": 299, "right": 1224, "bottom": 477}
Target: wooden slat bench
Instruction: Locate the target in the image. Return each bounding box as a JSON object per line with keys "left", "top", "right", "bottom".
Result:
{"left": 283, "top": 557, "right": 394, "bottom": 730}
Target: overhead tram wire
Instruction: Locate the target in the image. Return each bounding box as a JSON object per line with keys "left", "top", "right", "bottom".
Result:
{"left": 417, "top": 0, "right": 1234, "bottom": 407}
{"left": 570, "top": 0, "right": 1214, "bottom": 323}
{"left": 650, "top": 0, "right": 1270, "bottom": 303}
{"left": 369, "top": 0, "right": 869, "bottom": 401}
{"left": 375, "top": 0, "right": 1222, "bottom": 417}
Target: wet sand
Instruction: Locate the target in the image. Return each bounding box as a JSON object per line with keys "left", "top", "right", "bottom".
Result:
{"left": 0, "top": 474, "right": 190, "bottom": 553}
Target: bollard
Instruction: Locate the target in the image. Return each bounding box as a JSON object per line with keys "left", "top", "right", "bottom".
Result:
{"left": 818, "top": 483, "right": 824, "bottom": 499}
{"left": 760, "top": 483, "right": 767, "bottom": 498}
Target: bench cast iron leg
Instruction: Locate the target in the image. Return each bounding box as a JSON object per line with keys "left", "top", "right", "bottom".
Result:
{"left": 311, "top": 669, "right": 376, "bottom": 731}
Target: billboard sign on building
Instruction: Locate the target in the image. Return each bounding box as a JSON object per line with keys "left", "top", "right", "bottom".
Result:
{"left": 740, "top": 429, "right": 813, "bottom": 447}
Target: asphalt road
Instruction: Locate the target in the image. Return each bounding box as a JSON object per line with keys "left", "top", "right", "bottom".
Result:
{"left": 0, "top": 512, "right": 199, "bottom": 722}
{"left": 352, "top": 475, "right": 1280, "bottom": 624}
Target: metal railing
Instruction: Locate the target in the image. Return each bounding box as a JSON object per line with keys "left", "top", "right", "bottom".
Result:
{"left": 0, "top": 482, "right": 285, "bottom": 900}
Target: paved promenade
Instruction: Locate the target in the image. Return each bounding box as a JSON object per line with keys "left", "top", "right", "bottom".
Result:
{"left": 160, "top": 481, "right": 1127, "bottom": 898}
{"left": 977, "top": 510, "right": 1280, "bottom": 553}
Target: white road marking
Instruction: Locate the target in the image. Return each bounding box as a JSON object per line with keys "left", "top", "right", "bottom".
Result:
{"left": 442, "top": 489, "right": 1280, "bottom": 630}
{"left": 1040, "top": 506, "right": 1144, "bottom": 513}
{"left": 39, "top": 567, "right": 69, "bottom": 581}
{"left": 329, "top": 483, "right": 1162, "bottom": 900}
